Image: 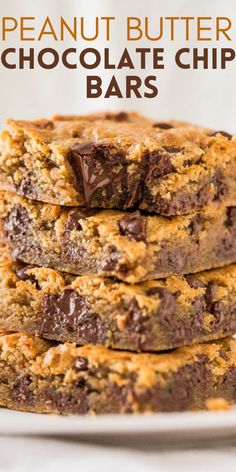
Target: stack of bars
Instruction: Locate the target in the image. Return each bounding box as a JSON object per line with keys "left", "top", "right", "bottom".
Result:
{"left": 0, "top": 111, "right": 236, "bottom": 415}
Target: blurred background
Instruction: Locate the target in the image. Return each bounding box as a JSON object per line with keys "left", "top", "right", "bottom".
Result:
{"left": 0, "top": 0, "right": 236, "bottom": 131}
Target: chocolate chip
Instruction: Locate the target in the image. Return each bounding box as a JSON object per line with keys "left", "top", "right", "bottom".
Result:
{"left": 152, "top": 122, "right": 174, "bottom": 129}
{"left": 41, "top": 290, "right": 105, "bottom": 344}
{"left": 119, "top": 211, "right": 146, "bottom": 242}
{"left": 16, "top": 264, "right": 40, "bottom": 289}
{"left": 148, "top": 287, "right": 178, "bottom": 325}
{"left": 18, "top": 178, "right": 37, "bottom": 199}
{"left": 122, "top": 298, "right": 153, "bottom": 350}
{"left": 68, "top": 142, "right": 126, "bottom": 205}
{"left": 225, "top": 207, "right": 236, "bottom": 228}
{"left": 185, "top": 275, "right": 205, "bottom": 289}
{"left": 105, "top": 112, "right": 128, "bottom": 122}
{"left": 209, "top": 301, "right": 225, "bottom": 328}
{"left": 219, "top": 350, "right": 229, "bottom": 361}
{"left": 65, "top": 208, "right": 97, "bottom": 232}
{"left": 40, "top": 386, "right": 89, "bottom": 414}
{"left": 158, "top": 246, "right": 187, "bottom": 273}
{"left": 100, "top": 246, "right": 130, "bottom": 275}
{"left": 205, "top": 281, "right": 217, "bottom": 308}
{"left": 210, "top": 131, "right": 232, "bottom": 140}
{"left": 205, "top": 280, "right": 226, "bottom": 325}
{"left": 3, "top": 204, "right": 41, "bottom": 260}
{"left": 188, "top": 215, "right": 205, "bottom": 243}
{"left": 213, "top": 171, "right": 228, "bottom": 201}
{"left": 163, "top": 146, "right": 181, "bottom": 153}
{"left": 11, "top": 375, "right": 34, "bottom": 405}
{"left": 75, "top": 357, "right": 89, "bottom": 371}
{"left": 114, "top": 112, "right": 128, "bottom": 122}
{"left": 35, "top": 120, "right": 54, "bottom": 130}
{"left": 125, "top": 298, "right": 146, "bottom": 334}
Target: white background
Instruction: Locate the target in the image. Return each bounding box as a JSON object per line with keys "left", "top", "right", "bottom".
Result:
{"left": 0, "top": 0, "right": 236, "bottom": 131}
{"left": 1, "top": 0, "right": 236, "bottom": 470}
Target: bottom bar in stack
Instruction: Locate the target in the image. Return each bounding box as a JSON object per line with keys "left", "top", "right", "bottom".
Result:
{"left": 0, "top": 331, "right": 236, "bottom": 414}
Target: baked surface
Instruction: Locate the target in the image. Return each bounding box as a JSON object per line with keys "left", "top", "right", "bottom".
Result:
{"left": 1, "top": 246, "right": 236, "bottom": 351}
{"left": 2, "top": 191, "right": 236, "bottom": 283}
{"left": 0, "top": 331, "right": 235, "bottom": 414}
{"left": 0, "top": 112, "right": 235, "bottom": 215}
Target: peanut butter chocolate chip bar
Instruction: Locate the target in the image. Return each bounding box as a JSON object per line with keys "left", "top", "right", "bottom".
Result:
{"left": 1, "top": 248, "right": 236, "bottom": 351}
{"left": 2, "top": 191, "right": 236, "bottom": 283}
{"left": 0, "top": 112, "right": 235, "bottom": 215}
{"left": 0, "top": 332, "right": 235, "bottom": 414}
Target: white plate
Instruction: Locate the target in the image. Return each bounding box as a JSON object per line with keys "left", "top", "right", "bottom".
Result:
{"left": 1, "top": 408, "right": 236, "bottom": 443}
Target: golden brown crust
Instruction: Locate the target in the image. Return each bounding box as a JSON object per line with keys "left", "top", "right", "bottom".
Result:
{"left": 0, "top": 331, "right": 236, "bottom": 414}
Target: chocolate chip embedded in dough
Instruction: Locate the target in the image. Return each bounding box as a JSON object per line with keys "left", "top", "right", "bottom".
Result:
{"left": 65, "top": 208, "right": 97, "bottom": 232}
{"left": 119, "top": 211, "right": 146, "bottom": 242}
{"left": 210, "top": 131, "right": 232, "bottom": 140}
{"left": 152, "top": 122, "right": 174, "bottom": 130}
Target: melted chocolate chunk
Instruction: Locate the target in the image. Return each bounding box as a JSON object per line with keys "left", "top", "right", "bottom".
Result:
{"left": 68, "top": 142, "right": 127, "bottom": 205}
{"left": 221, "top": 368, "right": 236, "bottom": 400}
{"left": 136, "top": 357, "right": 209, "bottom": 412}
{"left": 205, "top": 281, "right": 218, "bottom": 308}
{"left": 121, "top": 298, "right": 153, "bottom": 351}
{"left": 11, "top": 375, "right": 34, "bottom": 405}
{"left": 213, "top": 171, "right": 228, "bottom": 200}
{"left": 158, "top": 246, "right": 187, "bottom": 273}
{"left": 152, "top": 122, "right": 174, "bottom": 129}
{"left": 225, "top": 207, "right": 236, "bottom": 228}
{"left": 4, "top": 204, "right": 30, "bottom": 240}
{"left": 124, "top": 180, "right": 142, "bottom": 209}
{"left": 41, "top": 290, "right": 105, "bottom": 344}
{"left": 210, "top": 131, "right": 232, "bottom": 140}
{"left": 17, "top": 178, "right": 37, "bottom": 199}
{"left": 146, "top": 287, "right": 178, "bottom": 323}
{"left": 188, "top": 215, "right": 205, "bottom": 243}
{"left": 147, "top": 152, "right": 174, "bottom": 179}
{"left": 125, "top": 298, "right": 146, "bottom": 334}
{"left": 3, "top": 204, "right": 41, "bottom": 259}
{"left": 40, "top": 385, "right": 89, "bottom": 414}
{"left": 119, "top": 211, "right": 146, "bottom": 242}
{"left": 218, "top": 207, "right": 236, "bottom": 258}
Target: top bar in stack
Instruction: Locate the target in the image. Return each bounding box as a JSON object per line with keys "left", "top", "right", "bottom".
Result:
{"left": 0, "top": 112, "right": 235, "bottom": 215}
